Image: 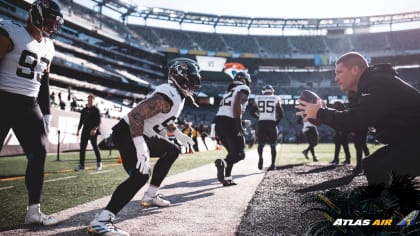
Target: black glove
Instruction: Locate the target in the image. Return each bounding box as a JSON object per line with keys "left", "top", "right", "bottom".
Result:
{"left": 234, "top": 118, "right": 244, "bottom": 136}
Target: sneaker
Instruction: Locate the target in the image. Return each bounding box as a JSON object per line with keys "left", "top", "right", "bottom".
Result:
{"left": 258, "top": 157, "right": 263, "bottom": 170}
{"left": 342, "top": 160, "right": 351, "bottom": 164}
{"left": 96, "top": 162, "right": 103, "bottom": 171}
{"left": 74, "top": 165, "right": 84, "bottom": 171}
{"left": 267, "top": 164, "right": 276, "bottom": 171}
{"left": 214, "top": 159, "right": 225, "bottom": 184}
{"left": 222, "top": 176, "right": 237, "bottom": 187}
{"left": 25, "top": 209, "right": 59, "bottom": 226}
{"left": 302, "top": 150, "right": 309, "bottom": 160}
{"left": 313, "top": 157, "right": 319, "bottom": 162}
{"left": 330, "top": 160, "right": 339, "bottom": 164}
{"left": 88, "top": 211, "right": 128, "bottom": 236}
{"left": 140, "top": 194, "right": 170, "bottom": 207}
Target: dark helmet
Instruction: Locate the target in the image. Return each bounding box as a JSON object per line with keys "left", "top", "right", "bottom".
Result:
{"left": 262, "top": 84, "right": 274, "bottom": 94}
{"left": 168, "top": 58, "right": 202, "bottom": 97}
{"left": 29, "top": 0, "right": 64, "bottom": 39}
{"left": 234, "top": 71, "right": 251, "bottom": 87}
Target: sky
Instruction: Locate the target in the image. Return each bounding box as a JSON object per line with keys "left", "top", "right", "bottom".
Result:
{"left": 137, "top": 0, "right": 420, "bottom": 19}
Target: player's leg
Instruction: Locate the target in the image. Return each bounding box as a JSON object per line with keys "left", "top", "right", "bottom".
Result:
{"left": 75, "top": 132, "right": 89, "bottom": 170}
{"left": 90, "top": 135, "right": 102, "bottom": 170}
{"left": 140, "top": 136, "right": 180, "bottom": 207}
{"left": 12, "top": 100, "right": 58, "bottom": 226}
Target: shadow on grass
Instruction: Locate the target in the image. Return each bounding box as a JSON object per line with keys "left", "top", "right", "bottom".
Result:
{"left": 295, "top": 164, "right": 340, "bottom": 174}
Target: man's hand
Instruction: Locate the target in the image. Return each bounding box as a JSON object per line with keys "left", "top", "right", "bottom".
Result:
{"left": 173, "top": 128, "right": 195, "bottom": 148}
{"left": 295, "top": 98, "right": 322, "bottom": 122}
{"left": 89, "top": 129, "right": 97, "bottom": 136}
{"left": 43, "top": 114, "right": 51, "bottom": 134}
{"left": 132, "top": 136, "right": 150, "bottom": 175}
{"left": 234, "top": 118, "right": 244, "bottom": 136}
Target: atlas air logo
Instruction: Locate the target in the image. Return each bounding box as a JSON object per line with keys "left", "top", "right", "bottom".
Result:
{"left": 333, "top": 219, "right": 392, "bottom": 226}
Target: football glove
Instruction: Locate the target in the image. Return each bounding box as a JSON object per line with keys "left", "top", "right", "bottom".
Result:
{"left": 132, "top": 136, "right": 150, "bottom": 175}
{"left": 43, "top": 114, "right": 51, "bottom": 134}
{"left": 173, "top": 128, "right": 195, "bottom": 148}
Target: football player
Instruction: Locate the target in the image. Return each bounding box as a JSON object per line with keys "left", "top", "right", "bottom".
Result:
{"left": 88, "top": 58, "right": 200, "bottom": 236}
{"left": 0, "top": 0, "right": 63, "bottom": 226}
{"left": 251, "top": 84, "right": 283, "bottom": 170}
{"left": 214, "top": 72, "right": 251, "bottom": 186}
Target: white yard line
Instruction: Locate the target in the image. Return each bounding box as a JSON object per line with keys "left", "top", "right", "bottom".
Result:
{"left": 44, "top": 176, "right": 77, "bottom": 183}
{"left": 89, "top": 170, "right": 113, "bottom": 175}
{"left": 0, "top": 186, "right": 14, "bottom": 191}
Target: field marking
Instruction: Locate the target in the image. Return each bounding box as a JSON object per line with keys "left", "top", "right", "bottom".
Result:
{"left": 0, "top": 186, "right": 14, "bottom": 191}
{"left": 44, "top": 176, "right": 77, "bottom": 183}
{"left": 89, "top": 170, "right": 113, "bottom": 175}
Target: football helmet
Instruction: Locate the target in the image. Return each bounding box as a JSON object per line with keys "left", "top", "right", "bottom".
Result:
{"left": 29, "top": 0, "right": 64, "bottom": 39}
{"left": 234, "top": 71, "right": 251, "bottom": 87}
{"left": 168, "top": 58, "right": 202, "bottom": 98}
{"left": 262, "top": 84, "right": 274, "bottom": 94}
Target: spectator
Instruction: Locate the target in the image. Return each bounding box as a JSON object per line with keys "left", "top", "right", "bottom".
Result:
{"left": 296, "top": 51, "right": 420, "bottom": 185}
{"left": 0, "top": 0, "right": 63, "bottom": 226}
{"left": 75, "top": 94, "right": 102, "bottom": 171}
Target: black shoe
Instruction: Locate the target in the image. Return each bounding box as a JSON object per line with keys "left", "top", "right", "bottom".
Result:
{"left": 330, "top": 160, "right": 339, "bottom": 164}
{"left": 258, "top": 157, "right": 263, "bottom": 170}
{"left": 222, "top": 179, "right": 237, "bottom": 187}
{"left": 267, "top": 164, "right": 276, "bottom": 171}
{"left": 342, "top": 160, "right": 351, "bottom": 164}
{"left": 313, "top": 157, "right": 319, "bottom": 162}
{"left": 302, "top": 150, "right": 309, "bottom": 160}
{"left": 214, "top": 159, "right": 225, "bottom": 184}
{"left": 352, "top": 166, "right": 363, "bottom": 174}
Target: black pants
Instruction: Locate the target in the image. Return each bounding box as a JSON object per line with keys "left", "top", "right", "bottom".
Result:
{"left": 106, "top": 120, "right": 180, "bottom": 214}
{"left": 304, "top": 127, "right": 318, "bottom": 159}
{"left": 333, "top": 131, "right": 351, "bottom": 162}
{"left": 0, "top": 91, "right": 47, "bottom": 205}
{"left": 257, "top": 120, "right": 278, "bottom": 163}
{"left": 215, "top": 116, "right": 245, "bottom": 177}
{"left": 362, "top": 138, "right": 420, "bottom": 185}
{"left": 79, "top": 131, "right": 101, "bottom": 166}
{"left": 354, "top": 130, "right": 370, "bottom": 168}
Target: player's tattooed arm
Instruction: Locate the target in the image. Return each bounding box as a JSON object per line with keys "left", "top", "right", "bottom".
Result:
{"left": 233, "top": 90, "right": 249, "bottom": 119}
{"left": 128, "top": 93, "right": 171, "bottom": 137}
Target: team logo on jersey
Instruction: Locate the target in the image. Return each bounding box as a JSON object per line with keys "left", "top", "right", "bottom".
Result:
{"left": 223, "top": 62, "right": 247, "bottom": 79}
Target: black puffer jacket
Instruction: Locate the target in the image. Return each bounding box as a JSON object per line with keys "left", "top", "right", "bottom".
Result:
{"left": 317, "top": 64, "right": 420, "bottom": 144}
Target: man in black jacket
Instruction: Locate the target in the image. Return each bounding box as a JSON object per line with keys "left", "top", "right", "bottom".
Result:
{"left": 296, "top": 52, "right": 420, "bottom": 186}
{"left": 75, "top": 94, "right": 102, "bottom": 171}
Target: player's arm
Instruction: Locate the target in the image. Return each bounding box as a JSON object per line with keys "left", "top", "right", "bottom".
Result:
{"left": 38, "top": 67, "right": 51, "bottom": 116}
{"left": 233, "top": 90, "right": 249, "bottom": 134}
{"left": 249, "top": 100, "right": 259, "bottom": 119}
{"left": 127, "top": 93, "right": 171, "bottom": 137}
{"left": 0, "top": 28, "right": 13, "bottom": 60}
{"left": 275, "top": 101, "right": 284, "bottom": 124}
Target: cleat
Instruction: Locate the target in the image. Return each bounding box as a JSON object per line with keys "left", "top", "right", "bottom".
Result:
{"left": 342, "top": 160, "right": 351, "bottom": 164}
{"left": 258, "top": 157, "right": 263, "bottom": 170}
{"left": 267, "top": 164, "right": 275, "bottom": 171}
{"left": 330, "top": 160, "right": 339, "bottom": 164}
{"left": 140, "top": 194, "right": 170, "bottom": 207}
{"left": 97, "top": 162, "right": 103, "bottom": 171}
{"left": 302, "top": 150, "right": 309, "bottom": 160}
{"left": 88, "top": 211, "right": 128, "bottom": 236}
{"left": 74, "top": 165, "right": 84, "bottom": 171}
{"left": 313, "top": 157, "right": 319, "bottom": 162}
{"left": 25, "top": 209, "right": 59, "bottom": 226}
{"left": 222, "top": 176, "right": 237, "bottom": 187}
{"left": 214, "top": 159, "right": 225, "bottom": 183}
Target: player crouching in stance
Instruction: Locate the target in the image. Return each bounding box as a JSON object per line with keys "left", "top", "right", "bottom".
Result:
{"left": 250, "top": 85, "right": 283, "bottom": 171}
{"left": 214, "top": 72, "right": 251, "bottom": 186}
{"left": 88, "top": 58, "right": 200, "bottom": 236}
{"left": 0, "top": 0, "right": 63, "bottom": 226}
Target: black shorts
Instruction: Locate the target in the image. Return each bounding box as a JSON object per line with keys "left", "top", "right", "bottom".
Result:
{"left": 111, "top": 120, "right": 180, "bottom": 174}
{"left": 256, "top": 120, "right": 278, "bottom": 145}
{"left": 214, "top": 116, "right": 245, "bottom": 155}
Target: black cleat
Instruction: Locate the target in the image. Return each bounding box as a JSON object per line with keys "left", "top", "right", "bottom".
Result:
{"left": 222, "top": 180, "right": 237, "bottom": 187}
{"left": 342, "top": 160, "right": 351, "bottom": 164}
{"left": 258, "top": 157, "right": 263, "bottom": 170}
{"left": 267, "top": 164, "right": 276, "bottom": 171}
{"left": 313, "top": 157, "right": 319, "bottom": 162}
{"left": 302, "top": 150, "right": 309, "bottom": 160}
{"left": 214, "top": 159, "right": 225, "bottom": 184}
{"left": 330, "top": 160, "right": 339, "bottom": 164}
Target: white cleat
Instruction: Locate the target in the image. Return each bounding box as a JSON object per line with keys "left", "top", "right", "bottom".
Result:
{"left": 88, "top": 210, "right": 129, "bottom": 236}
{"left": 97, "top": 162, "right": 103, "bottom": 171}
{"left": 140, "top": 194, "right": 171, "bottom": 207}
{"left": 25, "top": 210, "right": 59, "bottom": 226}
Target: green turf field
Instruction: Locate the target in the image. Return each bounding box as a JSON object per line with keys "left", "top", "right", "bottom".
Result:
{"left": 0, "top": 143, "right": 381, "bottom": 230}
